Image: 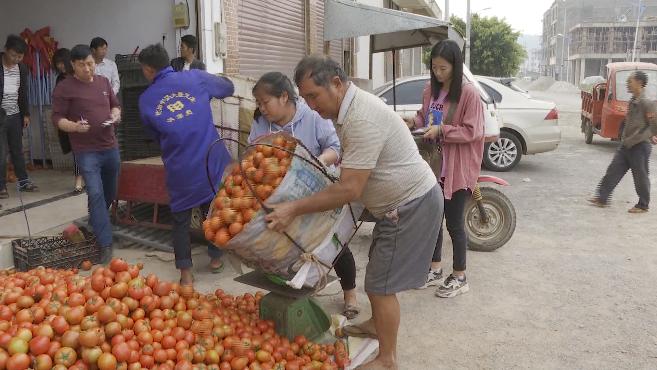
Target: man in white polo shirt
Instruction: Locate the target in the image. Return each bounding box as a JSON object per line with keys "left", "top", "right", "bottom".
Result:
{"left": 90, "top": 37, "right": 120, "bottom": 95}
{"left": 265, "top": 55, "right": 443, "bottom": 370}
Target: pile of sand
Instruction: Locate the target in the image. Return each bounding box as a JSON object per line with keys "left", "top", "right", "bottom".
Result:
{"left": 548, "top": 81, "right": 580, "bottom": 94}
{"left": 528, "top": 76, "right": 555, "bottom": 91}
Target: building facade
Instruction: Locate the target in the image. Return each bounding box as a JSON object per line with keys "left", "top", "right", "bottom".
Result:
{"left": 542, "top": 0, "right": 657, "bottom": 85}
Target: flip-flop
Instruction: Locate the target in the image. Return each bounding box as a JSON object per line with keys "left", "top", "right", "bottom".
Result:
{"left": 74, "top": 186, "right": 84, "bottom": 193}
{"left": 342, "top": 322, "right": 378, "bottom": 339}
{"left": 210, "top": 260, "right": 224, "bottom": 274}
{"left": 342, "top": 304, "right": 360, "bottom": 320}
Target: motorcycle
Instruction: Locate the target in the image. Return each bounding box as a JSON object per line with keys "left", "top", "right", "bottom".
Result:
{"left": 413, "top": 130, "right": 516, "bottom": 252}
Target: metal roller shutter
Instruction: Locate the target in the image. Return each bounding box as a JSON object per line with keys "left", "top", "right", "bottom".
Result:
{"left": 238, "top": 0, "right": 307, "bottom": 79}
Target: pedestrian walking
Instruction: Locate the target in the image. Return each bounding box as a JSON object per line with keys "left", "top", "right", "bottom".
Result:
{"left": 52, "top": 44, "right": 122, "bottom": 264}
{"left": 589, "top": 70, "right": 657, "bottom": 213}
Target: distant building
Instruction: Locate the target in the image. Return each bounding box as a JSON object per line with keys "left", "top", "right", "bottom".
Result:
{"left": 541, "top": 0, "right": 657, "bottom": 85}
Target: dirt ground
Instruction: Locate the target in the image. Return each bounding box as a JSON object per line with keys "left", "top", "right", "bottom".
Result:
{"left": 384, "top": 89, "right": 657, "bottom": 370}
{"left": 5, "top": 88, "right": 656, "bottom": 369}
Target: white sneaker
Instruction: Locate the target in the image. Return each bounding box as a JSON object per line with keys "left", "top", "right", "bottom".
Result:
{"left": 435, "top": 274, "right": 469, "bottom": 298}
{"left": 416, "top": 269, "right": 444, "bottom": 289}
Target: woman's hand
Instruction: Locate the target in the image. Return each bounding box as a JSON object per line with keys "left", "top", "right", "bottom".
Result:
{"left": 403, "top": 117, "right": 415, "bottom": 129}
{"left": 423, "top": 125, "right": 441, "bottom": 140}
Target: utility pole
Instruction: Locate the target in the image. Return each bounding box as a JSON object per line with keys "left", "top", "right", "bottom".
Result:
{"left": 632, "top": 0, "right": 643, "bottom": 62}
{"left": 444, "top": 0, "right": 450, "bottom": 21}
{"left": 466, "top": 0, "right": 471, "bottom": 68}
{"left": 561, "top": 1, "right": 567, "bottom": 82}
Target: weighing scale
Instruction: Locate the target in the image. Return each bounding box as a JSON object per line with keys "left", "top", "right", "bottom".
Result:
{"left": 234, "top": 270, "right": 337, "bottom": 341}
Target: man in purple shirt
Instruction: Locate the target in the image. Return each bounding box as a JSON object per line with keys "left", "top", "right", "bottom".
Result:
{"left": 52, "top": 44, "right": 122, "bottom": 264}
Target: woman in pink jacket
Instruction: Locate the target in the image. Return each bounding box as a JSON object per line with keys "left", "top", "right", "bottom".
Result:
{"left": 415, "top": 40, "right": 485, "bottom": 298}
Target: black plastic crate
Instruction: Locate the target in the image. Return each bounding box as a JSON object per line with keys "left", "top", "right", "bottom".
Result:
{"left": 12, "top": 227, "right": 100, "bottom": 271}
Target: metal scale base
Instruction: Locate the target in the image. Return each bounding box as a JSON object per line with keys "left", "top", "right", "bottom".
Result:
{"left": 234, "top": 270, "right": 335, "bottom": 341}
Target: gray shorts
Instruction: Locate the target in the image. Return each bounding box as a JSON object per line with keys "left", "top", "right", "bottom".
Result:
{"left": 364, "top": 184, "right": 443, "bottom": 295}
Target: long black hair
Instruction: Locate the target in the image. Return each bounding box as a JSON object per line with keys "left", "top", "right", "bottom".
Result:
{"left": 253, "top": 72, "right": 297, "bottom": 120}
{"left": 428, "top": 40, "right": 463, "bottom": 104}
{"left": 52, "top": 48, "right": 71, "bottom": 74}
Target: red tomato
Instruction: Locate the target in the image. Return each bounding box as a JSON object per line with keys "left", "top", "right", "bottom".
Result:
{"left": 54, "top": 346, "right": 77, "bottom": 367}
{"left": 33, "top": 353, "right": 52, "bottom": 370}
{"left": 109, "top": 258, "right": 129, "bottom": 273}
{"left": 28, "top": 335, "right": 50, "bottom": 355}
{"left": 97, "top": 305, "right": 117, "bottom": 324}
{"left": 6, "top": 353, "right": 31, "bottom": 370}
{"left": 140, "top": 354, "right": 155, "bottom": 368}
{"left": 97, "top": 353, "right": 117, "bottom": 370}
{"left": 154, "top": 349, "right": 168, "bottom": 363}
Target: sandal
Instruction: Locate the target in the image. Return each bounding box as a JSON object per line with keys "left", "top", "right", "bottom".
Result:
{"left": 342, "top": 304, "right": 360, "bottom": 320}
{"left": 342, "top": 321, "right": 378, "bottom": 339}
{"left": 210, "top": 260, "right": 224, "bottom": 274}
{"left": 0, "top": 189, "right": 8, "bottom": 199}
{"left": 74, "top": 186, "right": 84, "bottom": 193}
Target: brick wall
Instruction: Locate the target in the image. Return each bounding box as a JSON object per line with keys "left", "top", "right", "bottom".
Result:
{"left": 223, "top": 0, "right": 240, "bottom": 76}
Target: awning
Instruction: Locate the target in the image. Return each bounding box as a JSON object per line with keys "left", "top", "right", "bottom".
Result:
{"left": 324, "top": 0, "right": 464, "bottom": 53}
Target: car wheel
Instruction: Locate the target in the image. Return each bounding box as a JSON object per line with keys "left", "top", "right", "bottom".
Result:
{"left": 483, "top": 132, "right": 522, "bottom": 172}
{"left": 584, "top": 120, "right": 593, "bottom": 144}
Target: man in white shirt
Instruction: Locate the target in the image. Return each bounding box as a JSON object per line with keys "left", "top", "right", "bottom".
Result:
{"left": 90, "top": 37, "right": 120, "bottom": 95}
{"left": 266, "top": 55, "right": 442, "bottom": 370}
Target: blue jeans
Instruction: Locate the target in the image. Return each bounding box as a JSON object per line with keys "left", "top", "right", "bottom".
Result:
{"left": 76, "top": 148, "right": 120, "bottom": 248}
{"left": 172, "top": 202, "right": 223, "bottom": 270}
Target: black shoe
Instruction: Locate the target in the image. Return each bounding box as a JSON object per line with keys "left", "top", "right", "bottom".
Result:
{"left": 18, "top": 182, "right": 38, "bottom": 192}
{"left": 0, "top": 189, "right": 8, "bottom": 199}
{"left": 99, "top": 246, "right": 113, "bottom": 265}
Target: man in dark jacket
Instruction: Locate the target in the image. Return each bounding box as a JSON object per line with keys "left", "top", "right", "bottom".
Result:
{"left": 590, "top": 70, "right": 657, "bottom": 213}
{"left": 170, "top": 35, "right": 205, "bottom": 72}
{"left": 0, "top": 34, "right": 38, "bottom": 199}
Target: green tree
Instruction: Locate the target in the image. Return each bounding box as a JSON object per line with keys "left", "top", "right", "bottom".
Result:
{"left": 424, "top": 15, "right": 526, "bottom": 77}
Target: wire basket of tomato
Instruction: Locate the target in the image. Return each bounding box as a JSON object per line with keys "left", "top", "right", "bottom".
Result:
{"left": 203, "top": 132, "right": 362, "bottom": 289}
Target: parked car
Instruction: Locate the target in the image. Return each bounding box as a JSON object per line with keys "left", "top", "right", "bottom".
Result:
{"left": 475, "top": 76, "right": 561, "bottom": 171}
{"left": 373, "top": 65, "right": 502, "bottom": 146}
{"left": 485, "top": 77, "right": 531, "bottom": 98}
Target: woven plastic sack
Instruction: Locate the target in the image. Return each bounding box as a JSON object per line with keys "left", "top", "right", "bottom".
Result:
{"left": 209, "top": 133, "right": 362, "bottom": 289}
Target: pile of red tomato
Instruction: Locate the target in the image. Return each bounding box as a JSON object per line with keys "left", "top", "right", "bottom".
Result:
{"left": 0, "top": 259, "right": 348, "bottom": 370}
{"left": 203, "top": 136, "right": 297, "bottom": 247}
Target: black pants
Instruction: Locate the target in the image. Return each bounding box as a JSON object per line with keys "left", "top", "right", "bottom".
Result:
{"left": 0, "top": 114, "right": 28, "bottom": 190}
{"left": 172, "top": 202, "right": 223, "bottom": 270}
{"left": 333, "top": 248, "right": 356, "bottom": 291}
{"left": 597, "top": 142, "right": 651, "bottom": 209}
{"left": 433, "top": 189, "right": 469, "bottom": 271}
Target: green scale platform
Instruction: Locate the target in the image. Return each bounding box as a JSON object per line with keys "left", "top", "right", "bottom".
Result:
{"left": 234, "top": 271, "right": 336, "bottom": 341}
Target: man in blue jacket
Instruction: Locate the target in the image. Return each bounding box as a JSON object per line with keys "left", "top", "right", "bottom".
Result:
{"left": 137, "top": 44, "right": 234, "bottom": 285}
